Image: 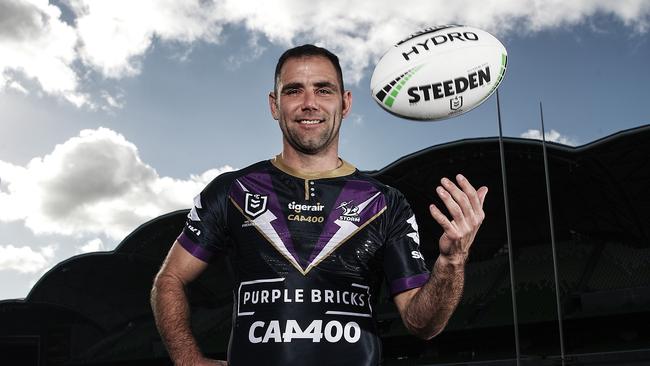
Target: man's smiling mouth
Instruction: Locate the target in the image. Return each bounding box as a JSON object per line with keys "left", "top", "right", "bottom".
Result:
{"left": 298, "top": 119, "right": 323, "bottom": 125}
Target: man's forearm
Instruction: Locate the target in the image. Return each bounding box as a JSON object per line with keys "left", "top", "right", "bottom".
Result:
{"left": 402, "top": 255, "right": 465, "bottom": 339}
{"left": 151, "top": 273, "right": 204, "bottom": 365}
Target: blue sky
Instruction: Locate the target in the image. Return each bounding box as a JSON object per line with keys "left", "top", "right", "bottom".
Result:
{"left": 1, "top": 0, "right": 649, "bottom": 300}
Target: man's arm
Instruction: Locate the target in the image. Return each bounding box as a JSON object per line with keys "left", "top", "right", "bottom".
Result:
{"left": 394, "top": 174, "right": 487, "bottom": 339}
{"left": 150, "top": 241, "right": 225, "bottom": 365}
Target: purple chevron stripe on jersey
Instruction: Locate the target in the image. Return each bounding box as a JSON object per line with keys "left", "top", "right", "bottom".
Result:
{"left": 307, "top": 180, "right": 386, "bottom": 265}
{"left": 177, "top": 232, "right": 215, "bottom": 262}
{"left": 390, "top": 273, "right": 430, "bottom": 295}
{"left": 230, "top": 172, "right": 302, "bottom": 267}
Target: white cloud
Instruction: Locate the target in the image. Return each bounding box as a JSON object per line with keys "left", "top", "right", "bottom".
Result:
{"left": 191, "top": 0, "right": 650, "bottom": 83}
{"left": 0, "top": 0, "right": 88, "bottom": 106}
{"left": 0, "top": 127, "right": 233, "bottom": 240}
{"left": 520, "top": 129, "right": 578, "bottom": 146}
{"left": 0, "top": 244, "right": 56, "bottom": 273}
{"left": 69, "top": 0, "right": 224, "bottom": 78}
{"left": 2, "top": 0, "right": 649, "bottom": 105}
{"left": 77, "top": 238, "right": 105, "bottom": 253}
{"left": 7, "top": 80, "right": 29, "bottom": 95}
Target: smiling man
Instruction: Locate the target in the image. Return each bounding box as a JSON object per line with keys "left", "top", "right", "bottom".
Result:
{"left": 271, "top": 53, "right": 350, "bottom": 158}
{"left": 151, "top": 44, "right": 487, "bottom": 366}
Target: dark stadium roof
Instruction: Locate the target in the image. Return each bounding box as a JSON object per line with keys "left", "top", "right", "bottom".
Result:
{"left": 2, "top": 124, "right": 648, "bottom": 364}
{"left": 372, "top": 124, "right": 650, "bottom": 261}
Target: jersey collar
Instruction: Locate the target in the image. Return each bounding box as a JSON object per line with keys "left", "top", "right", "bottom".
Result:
{"left": 271, "top": 154, "right": 356, "bottom": 179}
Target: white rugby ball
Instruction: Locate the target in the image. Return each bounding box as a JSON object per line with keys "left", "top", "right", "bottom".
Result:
{"left": 370, "top": 25, "right": 507, "bottom": 121}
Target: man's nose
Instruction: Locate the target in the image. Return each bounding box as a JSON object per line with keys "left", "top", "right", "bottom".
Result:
{"left": 301, "top": 91, "right": 318, "bottom": 110}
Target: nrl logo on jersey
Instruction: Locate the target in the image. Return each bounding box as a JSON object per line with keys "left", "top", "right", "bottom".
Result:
{"left": 336, "top": 200, "right": 361, "bottom": 222}
{"left": 245, "top": 193, "right": 268, "bottom": 218}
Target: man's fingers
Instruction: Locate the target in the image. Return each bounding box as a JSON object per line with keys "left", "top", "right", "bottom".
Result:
{"left": 441, "top": 176, "right": 474, "bottom": 220}
{"left": 456, "top": 174, "right": 482, "bottom": 212}
{"left": 436, "top": 185, "right": 465, "bottom": 224}
{"left": 434, "top": 176, "right": 487, "bottom": 236}
{"left": 477, "top": 186, "right": 488, "bottom": 206}
{"left": 429, "top": 202, "right": 454, "bottom": 233}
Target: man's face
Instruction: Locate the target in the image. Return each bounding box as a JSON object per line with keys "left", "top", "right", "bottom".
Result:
{"left": 269, "top": 56, "right": 352, "bottom": 156}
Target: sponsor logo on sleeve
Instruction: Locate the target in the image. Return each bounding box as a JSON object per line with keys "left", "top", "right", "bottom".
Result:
{"left": 188, "top": 194, "right": 202, "bottom": 221}
{"left": 407, "top": 215, "right": 424, "bottom": 260}
{"left": 186, "top": 194, "right": 203, "bottom": 236}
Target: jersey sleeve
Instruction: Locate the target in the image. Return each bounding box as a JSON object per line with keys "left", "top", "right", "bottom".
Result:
{"left": 383, "top": 188, "right": 430, "bottom": 296}
{"left": 176, "top": 174, "right": 232, "bottom": 262}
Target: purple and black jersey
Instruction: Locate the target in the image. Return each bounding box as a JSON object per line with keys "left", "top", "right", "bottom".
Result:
{"left": 177, "top": 156, "right": 429, "bottom": 366}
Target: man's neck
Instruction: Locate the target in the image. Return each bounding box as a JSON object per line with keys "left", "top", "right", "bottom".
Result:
{"left": 279, "top": 147, "right": 341, "bottom": 174}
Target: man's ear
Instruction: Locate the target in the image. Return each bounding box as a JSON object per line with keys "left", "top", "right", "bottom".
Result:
{"left": 269, "top": 91, "right": 279, "bottom": 120}
{"left": 342, "top": 90, "right": 352, "bottom": 118}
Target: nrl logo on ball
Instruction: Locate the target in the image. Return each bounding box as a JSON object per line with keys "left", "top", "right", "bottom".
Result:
{"left": 450, "top": 96, "right": 463, "bottom": 111}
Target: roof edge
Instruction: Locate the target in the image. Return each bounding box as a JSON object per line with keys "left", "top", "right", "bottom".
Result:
{"left": 372, "top": 124, "right": 650, "bottom": 175}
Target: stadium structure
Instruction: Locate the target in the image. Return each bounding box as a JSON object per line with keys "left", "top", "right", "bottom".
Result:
{"left": 1, "top": 125, "right": 649, "bottom": 365}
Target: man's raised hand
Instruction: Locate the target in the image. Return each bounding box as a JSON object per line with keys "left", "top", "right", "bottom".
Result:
{"left": 428, "top": 174, "right": 488, "bottom": 265}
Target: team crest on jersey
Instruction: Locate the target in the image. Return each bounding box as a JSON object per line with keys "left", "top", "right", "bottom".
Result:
{"left": 245, "top": 193, "right": 268, "bottom": 218}
{"left": 336, "top": 200, "right": 360, "bottom": 222}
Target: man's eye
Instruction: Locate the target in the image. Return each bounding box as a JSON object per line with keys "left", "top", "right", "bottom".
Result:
{"left": 317, "top": 89, "right": 333, "bottom": 94}
{"left": 284, "top": 89, "right": 299, "bottom": 95}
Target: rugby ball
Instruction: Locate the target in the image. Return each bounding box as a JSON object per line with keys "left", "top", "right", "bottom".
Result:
{"left": 370, "top": 25, "right": 507, "bottom": 121}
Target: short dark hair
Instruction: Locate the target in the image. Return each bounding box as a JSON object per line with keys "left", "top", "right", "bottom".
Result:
{"left": 274, "top": 44, "right": 345, "bottom": 94}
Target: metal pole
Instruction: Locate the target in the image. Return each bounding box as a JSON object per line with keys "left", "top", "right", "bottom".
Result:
{"left": 539, "top": 102, "right": 567, "bottom": 365}
{"left": 496, "top": 89, "right": 521, "bottom": 365}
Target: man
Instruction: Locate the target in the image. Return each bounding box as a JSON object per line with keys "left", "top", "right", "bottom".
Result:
{"left": 151, "top": 44, "right": 487, "bottom": 366}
